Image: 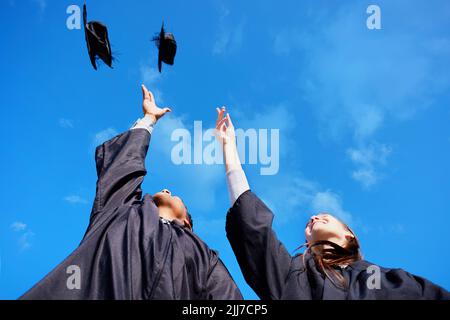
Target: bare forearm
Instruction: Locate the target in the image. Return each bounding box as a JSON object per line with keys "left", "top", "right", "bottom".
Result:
{"left": 223, "top": 141, "right": 242, "bottom": 173}
{"left": 215, "top": 108, "right": 250, "bottom": 205}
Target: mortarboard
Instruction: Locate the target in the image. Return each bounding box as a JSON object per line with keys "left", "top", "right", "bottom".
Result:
{"left": 83, "top": 4, "right": 113, "bottom": 70}
{"left": 152, "top": 22, "right": 177, "bottom": 73}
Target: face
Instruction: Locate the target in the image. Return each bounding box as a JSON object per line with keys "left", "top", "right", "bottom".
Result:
{"left": 304, "top": 213, "right": 354, "bottom": 247}
{"left": 152, "top": 189, "right": 191, "bottom": 228}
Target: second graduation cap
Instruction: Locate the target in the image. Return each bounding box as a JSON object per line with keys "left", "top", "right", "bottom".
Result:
{"left": 83, "top": 4, "right": 113, "bottom": 70}
{"left": 153, "top": 22, "right": 177, "bottom": 73}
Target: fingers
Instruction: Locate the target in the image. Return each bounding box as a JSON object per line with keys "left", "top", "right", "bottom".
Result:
{"left": 226, "top": 113, "right": 234, "bottom": 128}
{"left": 156, "top": 107, "right": 172, "bottom": 121}
{"left": 141, "top": 84, "right": 154, "bottom": 102}
{"left": 216, "top": 117, "right": 227, "bottom": 130}
{"left": 216, "top": 108, "right": 221, "bottom": 124}
{"left": 148, "top": 90, "right": 155, "bottom": 102}
{"left": 216, "top": 106, "right": 226, "bottom": 125}
{"left": 141, "top": 84, "right": 150, "bottom": 100}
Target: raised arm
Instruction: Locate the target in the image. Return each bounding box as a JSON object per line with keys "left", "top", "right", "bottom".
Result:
{"left": 215, "top": 108, "right": 292, "bottom": 299}
{"left": 88, "top": 85, "right": 171, "bottom": 227}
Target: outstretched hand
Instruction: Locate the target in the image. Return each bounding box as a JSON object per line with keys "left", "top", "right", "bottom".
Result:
{"left": 215, "top": 106, "right": 236, "bottom": 146}
{"left": 141, "top": 84, "right": 171, "bottom": 123}
{"left": 215, "top": 106, "right": 242, "bottom": 172}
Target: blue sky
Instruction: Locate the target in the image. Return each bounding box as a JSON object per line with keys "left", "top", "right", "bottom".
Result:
{"left": 1, "top": 0, "right": 450, "bottom": 299}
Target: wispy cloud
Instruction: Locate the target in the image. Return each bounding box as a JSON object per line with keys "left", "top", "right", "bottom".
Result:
{"left": 257, "top": 174, "right": 353, "bottom": 226}
{"left": 10, "top": 221, "right": 27, "bottom": 232}
{"left": 140, "top": 64, "right": 164, "bottom": 103}
{"left": 18, "top": 231, "right": 35, "bottom": 250}
{"left": 347, "top": 143, "right": 392, "bottom": 189}
{"left": 10, "top": 221, "right": 34, "bottom": 250}
{"left": 92, "top": 128, "right": 118, "bottom": 147}
{"left": 282, "top": 2, "right": 450, "bottom": 188}
{"left": 63, "top": 195, "right": 88, "bottom": 204}
{"left": 59, "top": 118, "right": 74, "bottom": 129}
{"left": 212, "top": 4, "right": 245, "bottom": 56}
{"left": 311, "top": 191, "right": 352, "bottom": 225}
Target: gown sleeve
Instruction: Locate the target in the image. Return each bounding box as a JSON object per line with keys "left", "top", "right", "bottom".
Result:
{"left": 88, "top": 128, "right": 151, "bottom": 227}
{"left": 387, "top": 269, "right": 450, "bottom": 300}
{"left": 225, "top": 190, "right": 292, "bottom": 300}
{"left": 206, "top": 255, "right": 243, "bottom": 300}
{"left": 410, "top": 273, "right": 450, "bottom": 299}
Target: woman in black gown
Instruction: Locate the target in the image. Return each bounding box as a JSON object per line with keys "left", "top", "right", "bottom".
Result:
{"left": 214, "top": 107, "right": 449, "bottom": 300}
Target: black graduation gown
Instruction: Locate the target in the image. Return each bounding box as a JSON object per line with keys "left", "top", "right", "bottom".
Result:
{"left": 226, "top": 190, "right": 450, "bottom": 300}
{"left": 20, "top": 128, "right": 242, "bottom": 300}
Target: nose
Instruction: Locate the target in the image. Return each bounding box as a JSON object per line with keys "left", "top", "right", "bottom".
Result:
{"left": 162, "top": 189, "right": 171, "bottom": 196}
{"left": 308, "top": 215, "right": 320, "bottom": 227}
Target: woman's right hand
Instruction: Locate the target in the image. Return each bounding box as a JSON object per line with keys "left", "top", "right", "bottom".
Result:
{"left": 215, "top": 106, "right": 236, "bottom": 147}
{"left": 215, "top": 106, "right": 242, "bottom": 172}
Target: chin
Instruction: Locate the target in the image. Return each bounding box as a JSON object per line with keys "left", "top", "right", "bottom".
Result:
{"left": 153, "top": 192, "right": 169, "bottom": 206}
{"left": 310, "top": 229, "right": 329, "bottom": 242}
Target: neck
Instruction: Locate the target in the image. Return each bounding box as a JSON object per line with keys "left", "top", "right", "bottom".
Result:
{"left": 158, "top": 206, "right": 175, "bottom": 222}
{"left": 310, "top": 237, "right": 347, "bottom": 254}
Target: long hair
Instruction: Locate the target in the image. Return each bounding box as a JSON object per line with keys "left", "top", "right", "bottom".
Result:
{"left": 297, "top": 222, "right": 362, "bottom": 289}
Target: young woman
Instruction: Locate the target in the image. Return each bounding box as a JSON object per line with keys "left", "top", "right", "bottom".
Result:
{"left": 215, "top": 107, "right": 449, "bottom": 300}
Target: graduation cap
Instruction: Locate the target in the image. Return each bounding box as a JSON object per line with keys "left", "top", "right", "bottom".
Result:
{"left": 83, "top": 4, "right": 113, "bottom": 70}
{"left": 152, "top": 22, "right": 177, "bottom": 73}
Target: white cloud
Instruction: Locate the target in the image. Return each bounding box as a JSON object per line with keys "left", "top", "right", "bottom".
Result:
{"left": 92, "top": 128, "right": 118, "bottom": 147}
{"left": 64, "top": 195, "right": 88, "bottom": 204}
{"left": 351, "top": 169, "right": 378, "bottom": 188}
{"left": 59, "top": 118, "right": 74, "bottom": 129}
{"left": 347, "top": 144, "right": 391, "bottom": 167}
{"left": 10, "top": 221, "right": 34, "bottom": 250}
{"left": 10, "top": 221, "right": 27, "bottom": 232}
{"left": 347, "top": 143, "right": 392, "bottom": 189}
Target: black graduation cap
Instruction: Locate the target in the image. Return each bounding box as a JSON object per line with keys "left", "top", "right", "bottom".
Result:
{"left": 83, "top": 4, "right": 113, "bottom": 70}
{"left": 152, "top": 22, "right": 177, "bottom": 73}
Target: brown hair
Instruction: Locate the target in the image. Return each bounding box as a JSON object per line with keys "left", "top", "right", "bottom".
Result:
{"left": 298, "top": 222, "right": 362, "bottom": 288}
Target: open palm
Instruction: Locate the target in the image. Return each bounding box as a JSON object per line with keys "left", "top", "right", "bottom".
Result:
{"left": 141, "top": 84, "right": 171, "bottom": 122}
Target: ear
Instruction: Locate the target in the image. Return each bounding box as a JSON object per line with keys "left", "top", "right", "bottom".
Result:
{"left": 183, "top": 219, "right": 192, "bottom": 230}
{"left": 344, "top": 233, "right": 354, "bottom": 241}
